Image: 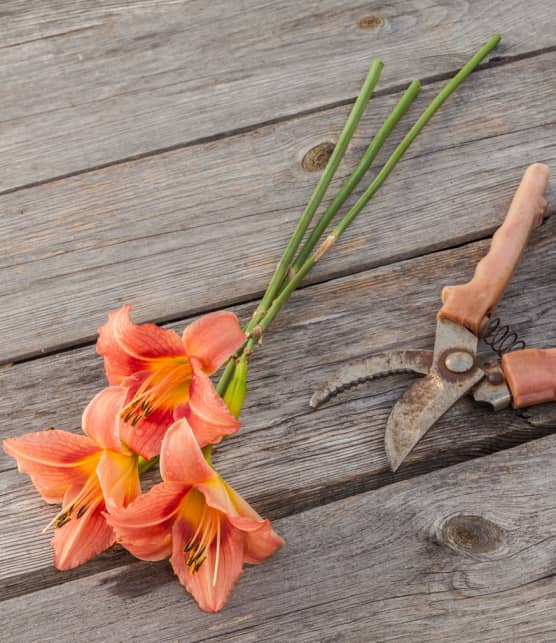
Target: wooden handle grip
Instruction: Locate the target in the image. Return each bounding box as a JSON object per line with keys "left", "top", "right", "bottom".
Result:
{"left": 502, "top": 348, "right": 556, "bottom": 408}
{"left": 438, "top": 163, "right": 550, "bottom": 334}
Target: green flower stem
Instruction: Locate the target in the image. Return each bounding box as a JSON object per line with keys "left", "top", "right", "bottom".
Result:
{"left": 332, "top": 34, "right": 501, "bottom": 238}
{"left": 202, "top": 445, "right": 213, "bottom": 466}
{"left": 216, "top": 61, "right": 384, "bottom": 399}
{"left": 249, "top": 34, "right": 501, "bottom": 339}
{"left": 138, "top": 455, "right": 159, "bottom": 476}
{"left": 216, "top": 358, "right": 236, "bottom": 396}
{"left": 245, "top": 60, "right": 384, "bottom": 334}
{"left": 215, "top": 35, "right": 501, "bottom": 455}
{"left": 289, "top": 79, "right": 421, "bottom": 277}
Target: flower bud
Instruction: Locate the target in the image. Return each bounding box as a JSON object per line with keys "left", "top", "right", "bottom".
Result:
{"left": 224, "top": 358, "right": 248, "bottom": 419}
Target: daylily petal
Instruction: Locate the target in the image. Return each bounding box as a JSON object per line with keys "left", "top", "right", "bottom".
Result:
{"left": 171, "top": 513, "right": 245, "bottom": 612}
{"left": 195, "top": 477, "right": 238, "bottom": 517}
{"left": 182, "top": 311, "right": 245, "bottom": 375}
{"left": 106, "top": 480, "right": 186, "bottom": 560}
{"left": 180, "top": 372, "right": 240, "bottom": 447}
{"left": 52, "top": 485, "right": 115, "bottom": 570}
{"left": 119, "top": 406, "right": 173, "bottom": 460}
{"left": 160, "top": 419, "right": 215, "bottom": 485}
{"left": 203, "top": 480, "right": 285, "bottom": 564}
{"left": 82, "top": 387, "right": 128, "bottom": 451}
{"left": 96, "top": 450, "right": 140, "bottom": 513}
{"left": 3, "top": 431, "right": 99, "bottom": 503}
{"left": 97, "top": 305, "right": 186, "bottom": 385}
{"left": 229, "top": 516, "right": 284, "bottom": 564}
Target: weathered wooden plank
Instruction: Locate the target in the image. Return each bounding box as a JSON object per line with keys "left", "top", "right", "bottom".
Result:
{"left": 2, "top": 216, "right": 555, "bottom": 593}
{"left": 3, "top": 432, "right": 556, "bottom": 641}
{"left": 1, "top": 1, "right": 555, "bottom": 192}
{"left": 1, "top": 51, "right": 556, "bottom": 362}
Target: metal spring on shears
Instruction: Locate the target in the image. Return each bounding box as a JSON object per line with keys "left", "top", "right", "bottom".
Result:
{"left": 482, "top": 317, "right": 526, "bottom": 357}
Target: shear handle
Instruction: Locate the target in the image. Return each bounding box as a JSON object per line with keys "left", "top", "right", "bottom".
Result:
{"left": 502, "top": 348, "right": 556, "bottom": 408}
{"left": 438, "top": 163, "right": 550, "bottom": 335}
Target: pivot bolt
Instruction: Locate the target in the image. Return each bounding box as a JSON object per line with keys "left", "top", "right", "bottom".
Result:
{"left": 445, "top": 351, "right": 474, "bottom": 373}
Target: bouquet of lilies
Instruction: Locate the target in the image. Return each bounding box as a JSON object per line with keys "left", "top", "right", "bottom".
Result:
{"left": 4, "top": 36, "right": 501, "bottom": 612}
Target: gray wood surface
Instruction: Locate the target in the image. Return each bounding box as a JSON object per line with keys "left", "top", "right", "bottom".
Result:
{"left": 3, "top": 433, "right": 556, "bottom": 642}
{"left": 2, "top": 51, "right": 555, "bottom": 363}
{"left": 1, "top": 0, "right": 555, "bottom": 192}
{"left": 3, "top": 216, "right": 555, "bottom": 596}
{"left": 3, "top": 1, "right": 556, "bottom": 639}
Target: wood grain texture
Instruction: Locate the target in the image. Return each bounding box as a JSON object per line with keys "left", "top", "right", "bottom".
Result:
{"left": 2, "top": 216, "right": 555, "bottom": 594}
{"left": 1, "top": 0, "right": 555, "bottom": 192}
{"left": 2, "top": 51, "right": 556, "bottom": 362}
{"left": 3, "top": 433, "right": 556, "bottom": 642}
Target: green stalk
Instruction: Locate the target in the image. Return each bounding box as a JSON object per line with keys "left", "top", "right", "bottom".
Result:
{"left": 289, "top": 79, "right": 421, "bottom": 277}
{"left": 333, "top": 34, "right": 501, "bottom": 238}
{"left": 217, "top": 34, "right": 501, "bottom": 438}
{"left": 202, "top": 445, "right": 213, "bottom": 466}
{"left": 250, "top": 34, "right": 501, "bottom": 337}
{"left": 216, "top": 358, "right": 236, "bottom": 396}
{"left": 246, "top": 60, "right": 384, "bottom": 332}
{"left": 138, "top": 455, "right": 159, "bottom": 476}
{"left": 216, "top": 60, "right": 384, "bottom": 397}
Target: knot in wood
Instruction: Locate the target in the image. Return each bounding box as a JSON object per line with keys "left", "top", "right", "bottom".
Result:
{"left": 437, "top": 514, "right": 505, "bottom": 557}
{"left": 302, "top": 142, "right": 335, "bottom": 172}
{"left": 358, "top": 15, "right": 384, "bottom": 30}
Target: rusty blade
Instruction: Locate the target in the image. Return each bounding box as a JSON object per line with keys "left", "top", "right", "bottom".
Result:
{"left": 385, "top": 319, "right": 484, "bottom": 472}
{"left": 310, "top": 350, "right": 433, "bottom": 409}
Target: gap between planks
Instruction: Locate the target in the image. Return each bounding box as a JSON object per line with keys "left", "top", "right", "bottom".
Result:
{"left": 3, "top": 0, "right": 556, "bottom": 193}
{"left": 2, "top": 42, "right": 556, "bottom": 200}
{"left": 2, "top": 219, "right": 555, "bottom": 600}
{"left": 6, "top": 203, "right": 552, "bottom": 369}
{"left": 3, "top": 433, "right": 556, "bottom": 641}
{"left": 2, "top": 49, "right": 556, "bottom": 363}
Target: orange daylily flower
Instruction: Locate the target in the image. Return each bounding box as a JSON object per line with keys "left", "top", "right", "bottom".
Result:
{"left": 96, "top": 305, "right": 246, "bottom": 459}
{"left": 107, "top": 419, "right": 284, "bottom": 612}
{"left": 3, "top": 387, "right": 140, "bottom": 569}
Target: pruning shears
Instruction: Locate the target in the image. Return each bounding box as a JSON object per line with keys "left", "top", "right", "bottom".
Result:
{"left": 311, "top": 163, "right": 556, "bottom": 471}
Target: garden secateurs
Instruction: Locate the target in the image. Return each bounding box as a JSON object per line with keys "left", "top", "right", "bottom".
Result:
{"left": 310, "top": 163, "right": 556, "bottom": 471}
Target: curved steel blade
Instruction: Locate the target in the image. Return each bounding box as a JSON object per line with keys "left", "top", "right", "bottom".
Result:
{"left": 385, "top": 320, "right": 484, "bottom": 472}
{"left": 310, "top": 350, "right": 433, "bottom": 409}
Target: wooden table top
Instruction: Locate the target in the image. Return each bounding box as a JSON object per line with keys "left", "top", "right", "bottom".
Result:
{"left": 1, "top": 2, "right": 555, "bottom": 640}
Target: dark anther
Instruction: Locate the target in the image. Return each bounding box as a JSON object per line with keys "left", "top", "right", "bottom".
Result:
{"left": 190, "top": 545, "right": 206, "bottom": 564}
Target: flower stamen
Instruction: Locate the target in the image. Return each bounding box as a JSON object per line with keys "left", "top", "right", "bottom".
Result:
{"left": 120, "top": 360, "right": 193, "bottom": 428}
{"left": 42, "top": 474, "right": 99, "bottom": 533}
{"left": 212, "top": 519, "right": 221, "bottom": 587}
{"left": 183, "top": 502, "right": 222, "bottom": 576}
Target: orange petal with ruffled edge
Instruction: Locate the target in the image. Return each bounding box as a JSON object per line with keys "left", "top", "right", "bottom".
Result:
{"left": 106, "top": 480, "right": 186, "bottom": 560}
{"left": 197, "top": 478, "right": 284, "bottom": 565}
{"left": 182, "top": 311, "right": 245, "bottom": 375}
{"left": 3, "top": 431, "right": 99, "bottom": 503}
{"left": 82, "top": 386, "right": 128, "bottom": 452}
{"left": 52, "top": 480, "right": 115, "bottom": 570}
{"left": 177, "top": 371, "right": 240, "bottom": 447}
{"left": 97, "top": 450, "right": 140, "bottom": 513}
{"left": 160, "top": 419, "right": 216, "bottom": 484}
{"left": 171, "top": 512, "right": 245, "bottom": 612}
{"left": 97, "top": 305, "right": 186, "bottom": 385}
